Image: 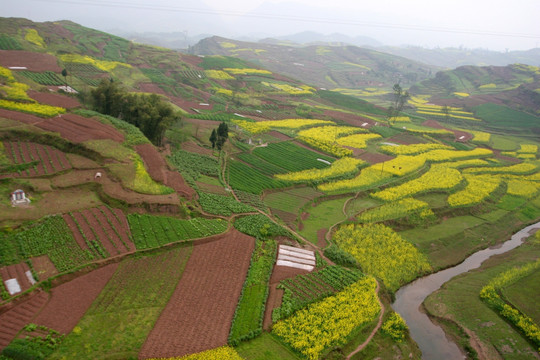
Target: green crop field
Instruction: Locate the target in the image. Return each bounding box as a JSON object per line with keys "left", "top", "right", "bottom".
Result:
{"left": 252, "top": 142, "right": 334, "bottom": 172}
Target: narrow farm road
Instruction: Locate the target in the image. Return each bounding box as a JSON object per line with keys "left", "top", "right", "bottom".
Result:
{"left": 346, "top": 279, "right": 385, "bottom": 360}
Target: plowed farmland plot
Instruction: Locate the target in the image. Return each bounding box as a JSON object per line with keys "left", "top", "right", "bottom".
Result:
{"left": 127, "top": 213, "right": 227, "bottom": 249}
{"left": 0, "top": 50, "right": 62, "bottom": 72}
{"left": 1, "top": 141, "right": 71, "bottom": 178}
{"left": 0, "top": 291, "right": 49, "bottom": 350}
{"left": 50, "top": 245, "right": 192, "bottom": 360}
{"left": 33, "top": 263, "right": 118, "bottom": 334}
{"left": 0, "top": 261, "right": 35, "bottom": 296}
{"left": 36, "top": 113, "right": 124, "bottom": 143}
{"left": 27, "top": 90, "right": 81, "bottom": 109}
{"left": 63, "top": 206, "right": 134, "bottom": 258}
{"left": 139, "top": 229, "right": 255, "bottom": 359}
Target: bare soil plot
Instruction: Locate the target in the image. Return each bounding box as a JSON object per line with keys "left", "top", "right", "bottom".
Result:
{"left": 33, "top": 263, "right": 118, "bottom": 334}
{"left": 0, "top": 291, "right": 49, "bottom": 350}
{"left": 135, "top": 144, "right": 166, "bottom": 183}
{"left": 1, "top": 141, "right": 72, "bottom": 178}
{"left": 181, "top": 140, "right": 213, "bottom": 156}
{"left": 138, "top": 83, "right": 167, "bottom": 95}
{"left": 0, "top": 109, "right": 43, "bottom": 125}
{"left": 139, "top": 229, "right": 255, "bottom": 359}
{"left": 359, "top": 152, "right": 394, "bottom": 164}
{"left": 422, "top": 120, "right": 473, "bottom": 142}
{"left": 37, "top": 114, "right": 124, "bottom": 143}
{"left": 27, "top": 90, "right": 81, "bottom": 109}
{"left": 31, "top": 255, "right": 58, "bottom": 280}
{"left": 0, "top": 50, "right": 62, "bottom": 72}
{"left": 323, "top": 109, "right": 375, "bottom": 128}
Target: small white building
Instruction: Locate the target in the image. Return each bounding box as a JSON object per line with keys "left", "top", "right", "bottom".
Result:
{"left": 11, "top": 189, "right": 30, "bottom": 206}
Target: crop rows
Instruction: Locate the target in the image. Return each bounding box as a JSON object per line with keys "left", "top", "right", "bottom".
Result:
{"left": 236, "top": 153, "right": 287, "bottom": 176}
{"left": 178, "top": 70, "right": 206, "bottom": 79}
{"left": 5, "top": 215, "right": 93, "bottom": 272}
{"left": 2, "top": 141, "right": 71, "bottom": 177}
{"left": 234, "top": 190, "right": 268, "bottom": 211}
{"left": 252, "top": 141, "right": 334, "bottom": 172}
{"left": 272, "top": 276, "right": 380, "bottom": 360}
{"left": 198, "top": 192, "right": 256, "bottom": 216}
{"left": 168, "top": 149, "right": 219, "bottom": 185}
{"left": 380, "top": 143, "right": 453, "bottom": 155}
{"left": 227, "top": 159, "right": 288, "bottom": 194}
{"left": 233, "top": 214, "right": 292, "bottom": 239}
{"left": 229, "top": 240, "right": 277, "bottom": 345}
{"left": 232, "top": 119, "right": 334, "bottom": 134}
{"left": 64, "top": 62, "right": 105, "bottom": 75}
{"left": 127, "top": 214, "right": 228, "bottom": 249}
{"left": 0, "top": 34, "right": 22, "bottom": 50}
{"left": 19, "top": 71, "right": 65, "bottom": 85}
{"left": 333, "top": 223, "right": 431, "bottom": 291}
{"left": 273, "top": 265, "right": 364, "bottom": 322}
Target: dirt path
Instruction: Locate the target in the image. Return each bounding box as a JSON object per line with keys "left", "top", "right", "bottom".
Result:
{"left": 346, "top": 279, "right": 385, "bottom": 360}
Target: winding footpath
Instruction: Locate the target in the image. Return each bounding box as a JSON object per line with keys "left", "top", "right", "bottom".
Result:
{"left": 346, "top": 279, "right": 385, "bottom": 359}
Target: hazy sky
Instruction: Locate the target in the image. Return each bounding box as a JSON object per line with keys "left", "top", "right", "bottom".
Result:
{"left": 3, "top": 0, "right": 540, "bottom": 50}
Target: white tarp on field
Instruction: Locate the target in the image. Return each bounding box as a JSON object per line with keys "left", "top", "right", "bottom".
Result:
{"left": 279, "top": 249, "right": 315, "bottom": 261}
{"left": 26, "top": 270, "right": 36, "bottom": 285}
{"left": 276, "top": 260, "right": 314, "bottom": 271}
{"left": 280, "top": 245, "right": 313, "bottom": 255}
{"left": 278, "top": 254, "right": 316, "bottom": 265}
{"left": 5, "top": 278, "right": 21, "bottom": 295}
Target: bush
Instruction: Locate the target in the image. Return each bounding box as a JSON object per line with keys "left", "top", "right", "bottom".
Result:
{"left": 324, "top": 244, "right": 360, "bottom": 269}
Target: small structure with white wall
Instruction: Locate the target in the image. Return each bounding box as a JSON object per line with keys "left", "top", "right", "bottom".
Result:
{"left": 11, "top": 189, "right": 30, "bottom": 206}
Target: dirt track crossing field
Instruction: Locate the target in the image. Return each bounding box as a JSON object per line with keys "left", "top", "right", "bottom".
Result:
{"left": 138, "top": 229, "right": 255, "bottom": 359}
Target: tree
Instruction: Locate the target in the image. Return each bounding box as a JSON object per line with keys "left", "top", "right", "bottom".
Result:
{"left": 61, "top": 69, "right": 68, "bottom": 85}
{"left": 216, "top": 122, "right": 229, "bottom": 150}
{"left": 209, "top": 129, "right": 217, "bottom": 149}
{"left": 387, "top": 82, "right": 409, "bottom": 125}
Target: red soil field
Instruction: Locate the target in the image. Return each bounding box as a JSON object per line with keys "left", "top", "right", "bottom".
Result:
{"left": 422, "top": 120, "right": 473, "bottom": 142}
{"left": 0, "top": 108, "right": 43, "bottom": 125}
{"left": 138, "top": 83, "right": 167, "bottom": 95}
{"left": 33, "top": 263, "right": 119, "bottom": 334}
{"left": 27, "top": 90, "right": 81, "bottom": 109}
{"left": 169, "top": 96, "right": 213, "bottom": 113}
{"left": 0, "top": 50, "right": 62, "bottom": 72}
{"left": 0, "top": 262, "right": 34, "bottom": 295}
{"left": 323, "top": 109, "right": 376, "bottom": 128}
{"left": 135, "top": 143, "right": 195, "bottom": 199}
{"left": 359, "top": 152, "right": 394, "bottom": 164}
{"left": 139, "top": 229, "right": 255, "bottom": 359}
{"left": 0, "top": 291, "right": 49, "bottom": 350}
{"left": 31, "top": 255, "right": 58, "bottom": 280}
{"left": 37, "top": 113, "right": 124, "bottom": 143}
{"left": 181, "top": 140, "right": 213, "bottom": 156}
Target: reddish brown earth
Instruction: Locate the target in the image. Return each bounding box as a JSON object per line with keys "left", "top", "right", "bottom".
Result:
{"left": 359, "top": 152, "right": 394, "bottom": 164}
{"left": 169, "top": 96, "right": 213, "bottom": 113}
{"left": 62, "top": 213, "right": 91, "bottom": 252}
{"left": 37, "top": 113, "right": 124, "bottom": 143}
{"left": 266, "top": 130, "right": 293, "bottom": 141}
{"left": 0, "top": 50, "right": 62, "bottom": 72}
{"left": 323, "top": 109, "right": 376, "bottom": 128}
{"left": 196, "top": 181, "right": 228, "bottom": 195}
{"left": 0, "top": 108, "right": 43, "bottom": 125}
{"left": 271, "top": 208, "right": 297, "bottom": 225}
{"left": 81, "top": 209, "right": 119, "bottom": 256}
{"left": 31, "top": 255, "right": 58, "bottom": 280}
{"left": 301, "top": 211, "right": 310, "bottom": 221}
{"left": 138, "top": 83, "right": 167, "bottom": 95}
{"left": 139, "top": 229, "right": 255, "bottom": 359}
{"left": 135, "top": 144, "right": 167, "bottom": 183}
{"left": 27, "top": 90, "right": 81, "bottom": 109}
{"left": 388, "top": 133, "right": 426, "bottom": 145}
{"left": 317, "top": 228, "right": 328, "bottom": 248}
{"left": 33, "top": 263, "right": 119, "bottom": 334}
{"left": 0, "top": 291, "right": 49, "bottom": 350}
{"left": 0, "top": 262, "right": 34, "bottom": 294}
{"left": 181, "top": 140, "right": 213, "bottom": 156}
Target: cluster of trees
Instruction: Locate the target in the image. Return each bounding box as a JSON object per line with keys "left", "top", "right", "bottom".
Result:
{"left": 90, "top": 79, "right": 180, "bottom": 145}
{"left": 209, "top": 122, "right": 229, "bottom": 150}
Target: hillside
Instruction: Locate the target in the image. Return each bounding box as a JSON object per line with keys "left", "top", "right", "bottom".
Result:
{"left": 0, "top": 17, "right": 540, "bottom": 360}
{"left": 189, "top": 36, "right": 438, "bottom": 97}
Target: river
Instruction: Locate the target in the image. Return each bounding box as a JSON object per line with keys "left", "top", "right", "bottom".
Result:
{"left": 392, "top": 221, "right": 540, "bottom": 360}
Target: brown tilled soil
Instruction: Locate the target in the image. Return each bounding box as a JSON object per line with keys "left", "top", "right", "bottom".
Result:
{"left": 267, "top": 130, "right": 293, "bottom": 141}
{"left": 31, "top": 255, "right": 58, "bottom": 280}
{"left": 138, "top": 83, "right": 167, "bottom": 95}
{"left": 317, "top": 228, "right": 328, "bottom": 248}
{"left": 323, "top": 110, "right": 375, "bottom": 128}
{"left": 0, "top": 291, "right": 49, "bottom": 350}
{"left": 138, "top": 229, "right": 255, "bottom": 359}
{"left": 27, "top": 90, "right": 81, "bottom": 109}
{"left": 0, "top": 108, "right": 44, "bottom": 125}
{"left": 359, "top": 152, "right": 394, "bottom": 164}
{"left": 169, "top": 97, "right": 213, "bottom": 113}
{"left": 270, "top": 208, "right": 297, "bottom": 225}
{"left": 181, "top": 140, "right": 213, "bottom": 156}
{"left": 37, "top": 114, "right": 124, "bottom": 143}
{"left": 33, "top": 263, "right": 118, "bottom": 334}
{"left": 422, "top": 120, "right": 474, "bottom": 142}
{"left": 0, "top": 50, "right": 62, "bottom": 72}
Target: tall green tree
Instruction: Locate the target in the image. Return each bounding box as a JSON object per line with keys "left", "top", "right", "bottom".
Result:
{"left": 387, "top": 83, "right": 409, "bottom": 125}
{"left": 216, "top": 122, "right": 229, "bottom": 150}
{"left": 209, "top": 129, "right": 217, "bottom": 149}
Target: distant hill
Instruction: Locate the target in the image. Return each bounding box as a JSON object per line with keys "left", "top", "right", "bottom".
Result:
{"left": 371, "top": 46, "right": 540, "bottom": 69}
{"left": 189, "top": 36, "right": 438, "bottom": 92}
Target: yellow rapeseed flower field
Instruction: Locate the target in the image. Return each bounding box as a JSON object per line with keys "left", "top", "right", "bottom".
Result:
{"left": 275, "top": 157, "right": 364, "bottom": 182}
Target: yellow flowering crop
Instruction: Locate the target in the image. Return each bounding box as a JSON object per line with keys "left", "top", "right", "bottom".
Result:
{"left": 357, "top": 197, "right": 432, "bottom": 223}
{"left": 262, "top": 82, "right": 315, "bottom": 95}
{"left": 453, "top": 92, "right": 470, "bottom": 97}
{"left": 0, "top": 66, "right": 33, "bottom": 102}
{"left": 463, "top": 162, "right": 538, "bottom": 175}
{"left": 232, "top": 118, "right": 334, "bottom": 134}
{"left": 275, "top": 157, "right": 364, "bottom": 182}
{"left": 380, "top": 143, "right": 452, "bottom": 155}
{"left": 298, "top": 137, "right": 353, "bottom": 157}
{"left": 205, "top": 70, "right": 234, "bottom": 80}
{"left": 318, "top": 167, "right": 391, "bottom": 193}
{"left": 25, "top": 28, "right": 45, "bottom": 47}
{"left": 421, "top": 148, "right": 492, "bottom": 163}
{"left": 506, "top": 179, "right": 540, "bottom": 198}
{"left": 336, "top": 133, "right": 382, "bottom": 149}
{"left": 468, "top": 130, "right": 491, "bottom": 144}
{"left": 224, "top": 68, "right": 272, "bottom": 75}
{"left": 371, "top": 155, "right": 426, "bottom": 176}
{"left": 132, "top": 156, "right": 174, "bottom": 195}
{"left": 149, "top": 346, "right": 243, "bottom": 360}
{"left": 297, "top": 126, "right": 364, "bottom": 141}
{"left": 443, "top": 158, "right": 490, "bottom": 169}
{"left": 447, "top": 174, "right": 501, "bottom": 207}
{"left": 333, "top": 224, "right": 431, "bottom": 291}
{"left": 272, "top": 277, "right": 380, "bottom": 360}
{"left": 372, "top": 164, "right": 463, "bottom": 201}
{"left": 0, "top": 99, "right": 65, "bottom": 117}
{"left": 518, "top": 144, "right": 538, "bottom": 154}
{"left": 0, "top": 66, "right": 16, "bottom": 82}
{"left": 60, "top": 54, "right": 132, "bottom": 72}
